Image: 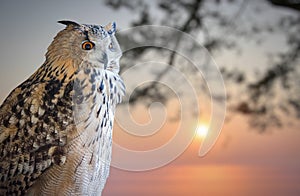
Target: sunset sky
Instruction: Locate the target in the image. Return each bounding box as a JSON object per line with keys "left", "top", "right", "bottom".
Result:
{"left": 0, "top": 0, "right": 300, "bottom": 195}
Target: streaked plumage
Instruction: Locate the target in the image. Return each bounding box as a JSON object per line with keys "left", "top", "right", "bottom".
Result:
{"left": 0, "top": 21, "right": 125, "bottom": 195}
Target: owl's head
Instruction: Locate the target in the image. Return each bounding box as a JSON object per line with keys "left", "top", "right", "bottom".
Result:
{"left": 46, "top": 20, "right": 122, "bottom": 73}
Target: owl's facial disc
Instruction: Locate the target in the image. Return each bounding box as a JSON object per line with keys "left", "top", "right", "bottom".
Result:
{"left": 57, "top": 21, "right": 120, "bottom": 72}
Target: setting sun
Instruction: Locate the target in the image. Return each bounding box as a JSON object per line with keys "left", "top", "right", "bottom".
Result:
{"left": 196, "top": 124, "right": 209, "bottom": 138}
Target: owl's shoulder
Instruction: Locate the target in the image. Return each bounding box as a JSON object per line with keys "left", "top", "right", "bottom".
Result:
{"left": 0, "top": 69, "right": 74, "bottom": 194}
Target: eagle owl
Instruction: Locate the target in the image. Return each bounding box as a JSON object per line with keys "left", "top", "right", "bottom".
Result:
{"left": 0, "top": 21, "right": 125, "bottom": 195}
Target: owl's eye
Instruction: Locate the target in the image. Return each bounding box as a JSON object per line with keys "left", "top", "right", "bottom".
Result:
{"left": 82, "top": 41, "right": 94, "bottom": 50}
{"left": 109, "top": 42, "right": 116, "bottom": 52}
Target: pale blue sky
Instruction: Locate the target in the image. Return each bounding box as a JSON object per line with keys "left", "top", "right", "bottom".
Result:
{"left": 0, "top": 0, "right": 135, "bottom": 100}
{"left": 0, "top": 0, "right": 294, "bottom": 101}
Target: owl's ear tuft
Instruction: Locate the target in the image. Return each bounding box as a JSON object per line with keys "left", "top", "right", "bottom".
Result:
{"left": 58, "top": 20, "right": 80, "bottom": 28}
{"left": 105, "top": 22, "right": 116, "bottom": 35}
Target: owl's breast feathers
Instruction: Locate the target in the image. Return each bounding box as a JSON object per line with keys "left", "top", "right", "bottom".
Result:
{"left": 0, "top": 58, "right": 125, "bottom": 195}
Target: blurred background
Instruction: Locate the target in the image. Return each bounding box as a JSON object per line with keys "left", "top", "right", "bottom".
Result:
{"left": 0, "top": 0, "right": 300, "bottom": 195}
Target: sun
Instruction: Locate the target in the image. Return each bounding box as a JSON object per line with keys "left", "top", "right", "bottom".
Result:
{"left": 196, "top": 124, "right": 209, "bottom": 138}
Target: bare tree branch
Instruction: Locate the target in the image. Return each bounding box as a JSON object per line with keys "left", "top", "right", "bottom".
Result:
{"left": 268, "top": 0, "right": 300, "bottom": 12}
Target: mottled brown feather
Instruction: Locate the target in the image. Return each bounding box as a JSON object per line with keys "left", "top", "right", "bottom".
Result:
{"left": 0, "top": 21, "right": 125, "bottom": 195}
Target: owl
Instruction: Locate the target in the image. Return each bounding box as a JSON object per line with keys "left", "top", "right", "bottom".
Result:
{"left": 0, "top": 21, "right": 125, "bottom": 195}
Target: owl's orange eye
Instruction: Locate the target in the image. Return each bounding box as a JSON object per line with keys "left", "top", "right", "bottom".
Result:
{"left": 82, "top": 41, "right": 94, "bottom": 50}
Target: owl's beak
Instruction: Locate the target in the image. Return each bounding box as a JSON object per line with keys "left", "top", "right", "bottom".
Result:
{"left": 102, "top": 53, "right": 108, "bottom": 69}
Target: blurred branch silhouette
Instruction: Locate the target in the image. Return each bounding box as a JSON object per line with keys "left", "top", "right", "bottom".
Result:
{"left": 269, "top": 0, "right": 300, "bottom": 11}
{"left": 235, "top": 0, "right": 300, "bottom": 129}
{"left": 105, "top": 0, "right": 300, "bottom": 131}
